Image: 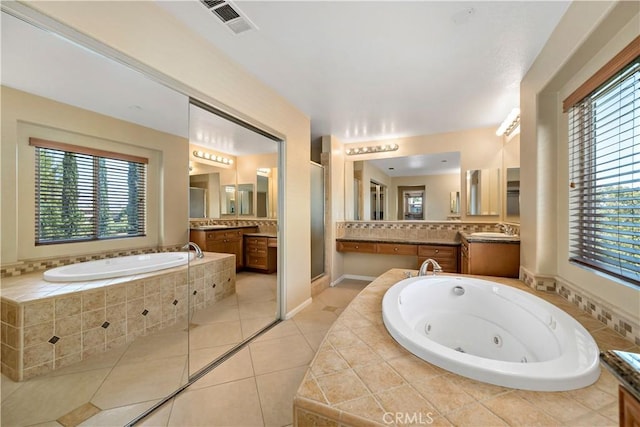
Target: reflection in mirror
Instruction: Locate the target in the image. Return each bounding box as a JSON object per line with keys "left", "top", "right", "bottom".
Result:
{"left": 1, "top": 11, "right": 191, "bottom": 423}
{"left": 506, "top": 167, "right": 520, "bottom": 217}
{"left": 190, "top": 187, "right": 206, "bottom": 218}
{"left": 466, "top": 169, "right": 501, "bottom": 215}
{"left": 348, "top": 152, "right": 461, "bottom": 220}
{"left": 237, "top": 183, "right": 254, "bottom": 215}
{"left": 257, "top": 173, "right": 269, "bottom": 217}
{"left": 221, "top": 184, "right": 236, "bottom": 215}
{"left": 450, "top": 191, "right": 460, "bottom": 214}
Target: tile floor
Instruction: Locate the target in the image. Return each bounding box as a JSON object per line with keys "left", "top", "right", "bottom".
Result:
{"left": 1, "top": 273, "right": 368, "bottom": 427}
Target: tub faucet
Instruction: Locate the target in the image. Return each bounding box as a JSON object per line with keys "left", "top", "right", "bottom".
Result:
{"left": 183, "top": 242, "right": 204, "bottom": 259}
{"left": 418, "top": 259, "right": 442, "bottom": 276}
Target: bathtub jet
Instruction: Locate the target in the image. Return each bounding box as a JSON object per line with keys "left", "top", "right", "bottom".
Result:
{"left": 382, "top": 275, "right": 600, "bottom": 391}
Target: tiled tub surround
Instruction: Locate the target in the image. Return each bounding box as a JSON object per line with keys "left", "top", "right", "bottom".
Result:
{"left": 0, "top": 253, "right": 235, "bottom": 381}
{"left": 294, "top": 269, "right": 638, "bottom": 427}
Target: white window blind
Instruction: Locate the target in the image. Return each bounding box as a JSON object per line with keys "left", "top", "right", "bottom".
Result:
{"left": 32, "top": 139, "right": 147, "bottom": 244}
{"left": 568, "top": 56, "right": 640, "bottom": 285}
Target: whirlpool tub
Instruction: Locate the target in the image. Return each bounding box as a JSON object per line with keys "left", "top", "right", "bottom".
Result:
{"left": 382, "top": 275, "right": 600, "bottom": 391}
{"left": 44, "top": 252, "right": 193, "bottom": 282}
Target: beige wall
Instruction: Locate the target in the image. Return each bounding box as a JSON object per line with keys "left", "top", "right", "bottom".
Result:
{"left": 12, "top": 2, "right": 311, "bottom": 315}
{"left": 1, "top": 86, "right": 188, "bottom": 262}
{"left": 521, "top": 1, "right": 640, "bottom": 320}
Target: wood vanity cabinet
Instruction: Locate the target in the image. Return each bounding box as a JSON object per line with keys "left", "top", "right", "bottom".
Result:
{"left": 417, "top": 245, "right": 459, "bottom": 273}
{"left": 336, "top": 241, "right": 377, "bottom": 253}
{"left": 244, "top": 235, "right": 277, "bottom": 273}
{"left": 190, "top": 227, "right": 258, "bottom": 270}
{"left": 620, "top": 385, "right": 640, "bottom": 427}
{"left": 460, "top": 237, "right": 519, "bottom": 278}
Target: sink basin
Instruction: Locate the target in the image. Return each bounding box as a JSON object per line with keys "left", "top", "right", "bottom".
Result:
{"left": 470, "top": 232, "right": 515, "bottom": 238}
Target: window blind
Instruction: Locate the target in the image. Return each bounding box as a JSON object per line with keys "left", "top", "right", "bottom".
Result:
{"left": 33, "top": 141, "right": 147, "bottom": 244}
{"left": 568, "top": 56, "right": 640, "bottom": 285}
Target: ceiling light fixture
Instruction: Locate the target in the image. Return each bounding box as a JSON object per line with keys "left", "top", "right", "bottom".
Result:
{"left": 496, "top": 108, "right": 520, "bottom": 137}
{"left": 345, "top": 144, "right": 399, "bottom": 156}
{"left": 193, "top": 150, "right": 234, "bottom": 165}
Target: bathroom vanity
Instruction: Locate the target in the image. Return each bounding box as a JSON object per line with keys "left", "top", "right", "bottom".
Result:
{"left": 189, "top": 225, "right": 258, "bottom": 270}
{"left": 460, "top": 232, "right": 520, "bottom": 278}
{"left": 244, "top": 233, "right": 277, "bottom": 273}
{"left": 600, "top": 350, "right": 640, "bottom": 426}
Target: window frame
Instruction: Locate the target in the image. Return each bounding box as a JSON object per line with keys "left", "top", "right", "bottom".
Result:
{"left": 563, "top": 37, "right": 640, "bottom": 287}
{"left": 30, "top": 137, "right": 148, "bottom": 245}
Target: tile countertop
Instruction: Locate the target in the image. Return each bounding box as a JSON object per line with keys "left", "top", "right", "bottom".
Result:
{"left": 459, "top": 232, "right": 520, "bottom": 244}
{"left": 600, "top": 350, "right": 640, "bottom": 401}
{"left": 293, "top": 268, "right": 638, "bottom": 427}
{"left": 244, "top": 232, "right": 277, "bottom": 238}
{"left": 336, "top": 237, "right": 460, "bottom": 246}
{"left": 190, "top": 225, "right": 260, "bottom": 231}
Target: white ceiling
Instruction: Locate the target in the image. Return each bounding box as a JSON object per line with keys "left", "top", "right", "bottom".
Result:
{"left": 159, "top": 0, "right": 570, "bottom": 143}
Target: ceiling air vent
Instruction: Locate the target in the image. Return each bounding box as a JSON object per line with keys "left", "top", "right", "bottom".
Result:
{"left": 199, "top": 0, "right": 256, "bottom": 35}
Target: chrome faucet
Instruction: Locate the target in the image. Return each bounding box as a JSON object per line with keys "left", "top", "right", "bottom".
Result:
{"left": 418, "top": 259, "right": 442, "bottom": 276}
{"left": 183, "top": 242, "right": 204, "bottom": 259}
{"left": 498, "top": 223, "right": 515, "bottom": 236}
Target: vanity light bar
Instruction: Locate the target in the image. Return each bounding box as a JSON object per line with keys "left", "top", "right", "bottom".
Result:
{"left": 345, "top": 144, "right": 399, "bottom": 156}
{"left": 193, "top": 150, "right": 234, "bottom": 165}
{"left": 496, "top": 108, "right": 520, "bottom": 137}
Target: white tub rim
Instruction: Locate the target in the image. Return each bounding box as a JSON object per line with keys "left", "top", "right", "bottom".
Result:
{"left": 382, "top": 275, "right": 601, "bottom": 391}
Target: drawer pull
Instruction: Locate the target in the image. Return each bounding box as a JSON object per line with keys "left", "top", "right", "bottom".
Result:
{"left": 394, "top": 247, "right": 398, "bottom": 252}
{"left": 435, "top": 249, "right": 439, "bottom": 253}
{"left": 355, "top": 245, "right": 359, "bottom": 249}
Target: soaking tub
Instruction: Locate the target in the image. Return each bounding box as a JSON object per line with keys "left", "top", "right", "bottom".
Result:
{"left": 43, "top": 252, "right": 193, "bottom": 282}
{"left": 382, "top": 275, "right": 600, "bottom": 391}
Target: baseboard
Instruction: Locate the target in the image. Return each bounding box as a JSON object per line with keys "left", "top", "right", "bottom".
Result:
{"left": 285, "top": 297, "right": 312, "bottom": 320}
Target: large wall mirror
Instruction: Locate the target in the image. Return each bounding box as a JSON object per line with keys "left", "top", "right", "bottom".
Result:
{"left": 2, "top": 10, "right": 281, "bottom": 425}
{"left": 188, "top": 103, "right": 278, "bottom": 220}
{"left": 466, "top": 168, "right": 501, "bottom": 215}
{"left": 347, "top": 152, "right": 461, "bottom": 221}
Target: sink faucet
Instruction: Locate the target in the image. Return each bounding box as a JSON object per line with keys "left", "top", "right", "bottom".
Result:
{"left": 418, "top": 259, "right": 442, "bottom": 276}
{"left": 183, "top": 242, "right": 204, "bottom": 259}
{"left": 498, "top": 223, "right": 515, "bottom": 236}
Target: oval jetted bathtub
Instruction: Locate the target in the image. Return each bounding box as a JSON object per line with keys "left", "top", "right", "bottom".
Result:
{"left": 44, "top": 252, "right": 193, "bottom": 282}
{"left": 382, "top": 275, "right": 600, "bottom": 391}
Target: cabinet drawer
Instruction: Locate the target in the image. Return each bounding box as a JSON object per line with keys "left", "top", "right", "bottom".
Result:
{"left": 245, "top": 237, "right": 268, "bottom": 248}
{"left": 418, "top": 257, "right": 458, "bottom": 273}
{"left": 208, "top": 230, "right": 243, "bottom": 241}
{"left": 246, "top": 256, "right": 268, "bottom": 269}
{"left": 377, "top": 243, "right": 417, "bottom": 256}
{"left": 267, "top": 238, "right": 277, "bottom": 248}
{"left": 246, "top": 245, "right": 268, "bottom": 256}
{"left": 336, "top": 241, "right": 377, "bottom": 253}
{"left": 418, "top": 245, "right": 457, "bottom": 258}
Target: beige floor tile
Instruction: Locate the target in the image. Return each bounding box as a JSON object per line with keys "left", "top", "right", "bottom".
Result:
{"left": 255, "top": 365, "right": 308, "bottom": 427}
{"left": 445, "top": 402, "right": 508, "bottom": 427}
{"left": 91, "top": 355, "right": 187, "bottom": 409}
{"left": 1, "top": 368, "right": 111, "bottom": 426}
{"left": 292, "top": 310, "right": 339, "bottom": 335}
{"left": 565, "top": 382, "right": 617, "bottom": 411}
{"left": 78, "top": 399, "right": 158, "bottom": 426}
{"left": 137, "top": 400, "right": 173, "bottom": 427}
{"left": 302, "top": 329, "right": 329, "bottom": 351}
{"left": 354, "top": 362, "right": 405, "bottom": 393}
{"left": 241, "top": 316, "right": 278, "bottom": 339}
{"left": 118, "top": 330, "right": 188, "bottom": 365}
{"left": 57, "top": 402, "right": 101, "bottom": 427}
{"left": 190, "top": 302, "right": 240, "bottom": 324}
{"left": 316, "top": 287, "right": 362, "bottom": 308}
{"left": 598, "top": 400, "right": 619, "bottom": 422}
{"left": 249, "top": 334, "right": 315, "bottom": 375}
{"left": 48, "top": 343, "right": 129, "bottom": 377}
{"left": 168, "top": 377, "right": 264, "bottom": 426}
{"left": 188, "top": 344, "right": 234, "bottom": 375}
{"left": 482, "top": 393, "right": 561, "bottom": 426}
{"left": 315, "top": 369, "right": 370, "bottom": 405}
{"left": 238, "top": 299, "right": 277, "bottom": 320}
{"left": 568, "top": 411, "right": 617, "bottom": 427}
{"left": 1, "top": 374, "right": 24, "bottom": 403}
{"left": 252, "top": 319, "right": 302, "bottom": 343}
{"left": 25, "top": 422, "right": 63, "bottom": 427}
{"left": 188, "top": 320, "right": 243, "bottom": 350}
{"left": 516, "top": 390, "right": 590, "bottom": 422}
{"left": 190, "top": 347, "right": 254, "bottom": 390}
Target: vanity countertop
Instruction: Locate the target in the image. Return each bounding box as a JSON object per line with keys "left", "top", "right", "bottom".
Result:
{"left": 600, "top": 350, "right": 640, "bottom": 401}
{"left": 459, "top": 231, "right": 520, "bottom": 243}
{"left": 244, "top": 232, "right": 277, "bottom": 238}
{"left": 336, "top": 237, "right": 460, "bottom": 246}
{"left": 190, "top": 225, "right": 259, "bottom": 231}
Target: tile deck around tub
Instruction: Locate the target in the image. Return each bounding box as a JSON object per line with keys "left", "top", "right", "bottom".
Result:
{"left": 294, "top": 269, "right": 639, "bottom": 427}
{"left": 0, "top": 252, "right": 235, "bottom": 381}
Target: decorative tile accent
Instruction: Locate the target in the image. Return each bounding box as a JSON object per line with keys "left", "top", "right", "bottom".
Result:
{"left": 0, "top": 254, "right": 234, "bottom": 381}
